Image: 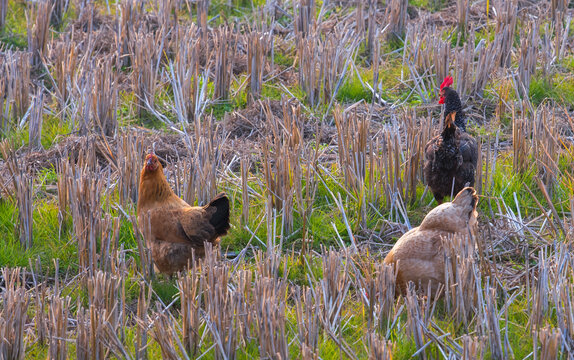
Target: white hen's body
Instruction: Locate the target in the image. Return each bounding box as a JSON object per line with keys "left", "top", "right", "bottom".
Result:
{"left": 384, "top": 187, "right": 478, "bottom": 296}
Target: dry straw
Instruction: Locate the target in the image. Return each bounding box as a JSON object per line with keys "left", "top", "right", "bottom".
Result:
{"left": 47, "top": 293, "right": 71, "bottom": 360}
{"left": 131, "top": 29, "right": 165, "bottom": 119}
{"left": 247, "top": 29, "right": 271, "bottom": 103}
{"left": 28, "top": 87, "right": 44, "bottom": 150}
{"left": 0, "top": 268, "right": 29, "bottom": 360}
{"left": 2, "top": 51, "right": 31, "bottom": 124}
{"left": 385, "top": 0, "right": 408, "bottom": 43}
{"left": 213, "top": 25, "right": 237, "bottom": 101}
{"left": 295, "top": 286, "right": 320, "bottom": 356}
{"left": 27, "top": 0, "right": 52, "bottom": 69}
{"left": 0, "top": 141, "right": 34, "bottom": 249}
{"left": 0, "top": 0, "right": 7, "bottom": 33}
{"left": 493, "top": 0, "right": 518, "bottom": 69}
{"left": 91, "top": 56, "right": 119, "bottom": 137}
{"left": 170, "top": 24, "right": 203, "bottom": 123}
{"left": 177, "top": 269, "right": 202, "bottom": 356}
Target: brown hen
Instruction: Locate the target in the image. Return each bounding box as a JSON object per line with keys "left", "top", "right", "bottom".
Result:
{"left": 137, "top": 153, "right": 230, "bottom": 274}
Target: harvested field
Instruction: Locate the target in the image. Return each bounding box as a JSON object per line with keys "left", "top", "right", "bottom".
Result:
{"left": 0, "top": 0, "right": 574, "bottom": 358}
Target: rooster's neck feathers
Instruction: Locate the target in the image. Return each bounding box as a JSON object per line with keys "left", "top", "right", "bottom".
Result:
{"left": 442, "top": 88, "right": 466, "bottom": 132}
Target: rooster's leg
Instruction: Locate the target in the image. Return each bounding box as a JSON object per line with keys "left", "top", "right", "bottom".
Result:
{"left": 434, "top": 194, "right": 444, "bottom": 205}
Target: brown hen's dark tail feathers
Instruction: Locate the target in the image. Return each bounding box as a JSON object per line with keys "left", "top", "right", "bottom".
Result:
{"left": 205, "top": 192, "right": 231, "bottom": 236}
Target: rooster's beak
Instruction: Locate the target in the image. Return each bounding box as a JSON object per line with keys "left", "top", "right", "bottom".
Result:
{"left": 146, "top": 158, "right": 154, "bottom": 167}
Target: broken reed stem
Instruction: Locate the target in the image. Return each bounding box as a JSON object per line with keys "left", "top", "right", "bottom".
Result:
{"left": 297, "top": 30, "right": 357, "bottom": 107}
{"left": 334, "top": 104, "right": 368, "bottom": 195}
{"left": 117, "top": 0, "right": 139, "bottom": 69}
{"left": 56, "top": 158, "right": 70, "bottom": 235}
{"left": 75, "top": 272, "right": 130, "bottom": 359}
{"left": 454, "top": 30, "right": 495, "bottom": 99}
{"left": 456, "top": 0, "right": 469, "bottom": 35}
{"left": 28, "top": 87, "right": 44, "bottom": 150}
{"left": 0, "top": 0, "right": 7, "bottom": 33}
{"left": 295, "top": 286, "right": 320, "bottom": 356}
{"left": 538, "top": 327, "right": 560, "bottom": 360}
{"left": 443, "top": 234, "right": 480, "bottom": 327}
{"left": 196, "top": 0, "right": 208, "bottom": 43}
{"left": 92, "top": 56, "right": 119, "bottom": 137}
{"left": 385, "top": 0, "right": 407, "bottom": 43}
{"left": 177, "top": 269, "right": 202, "bottom": 356}
{"left": 201, "top": 245, "right": 238, "bottom": 360}
{"left": 404, "top": 284, "right": 430, "bottom": 358}
{"left": 131, "top": 214, "right": 154, "bottom": 280}
{"left": 294, "top": 0, "right": 315, "bottom": 38}
{"left": 320, "top": 250, "right": 351, "bottom": 332}
{"left": 240, "top": 155, "right": 250, "bottom": 225}
{"left": 253, "top": 276, "right": 289, "bottom": 359}
{"left": 368, "top": 332, "right": 393, "bottom": 360}
{"left": 493, "top": 0, "right": 518, "bottom": 68}
{"left": 48, "top": 293, "right": 71, "bottom": 360}
{"left": 213, "top": 25, "right": 237, "bottom": 101}
{"left": 512, "top": 105, "right": 529, "bottom": 174}
{"left": 27, "top": 0, "right": 53, "bottom": 69}
{"left": 101, "top": 132, "right": 145, "bottom": 206}
{"left": 50, "top": 0, "right": 69, "bottom": 27}
{"left": 261, "top": 99, "right": 302, "bottom": 234}
{"left": 131, "top": 29, "right": 164, "bottom": 119}
{"left": 149, "top": 309, "right": 187, "bottom": 360}
{"left": 87, "top": 270, "right": 125, "bottom": 336}
{"left": 33, "top": 280, "right": 49, "bottom": 346}
{"left": 517, "top": 19, "right": 539, "bottom": 100}
{"left": 171, "top": 24, "right": 203, "bottom": 123}
{"left": 1, "top": 51, "right": 31, "bottom": 124}
{"left": 247, "top": 29, "right": 270, "bottom": 103}
{"left": 533, "top": 107, "right": 559, "bottom": 194}
{"left": 462, "top": 335, "right": 483, "bottom": 359}
{"left": 334, "top": 104, "right": 368, "bottom": 227}
{"left": 372, "top": 110, "right": 427, "bottom": 210}
{"left": 355, "top": 260, "right": 397, "bottom": 331}
{"left": 46, "top": 35, "right": 78, "bottom": 121}
{"left": 0, "top": 268, "right": 30, "bottom": 360}
{"left": 66, "top": 161, "right": 108, "bottom": 273}
{"left": 135, "top": 281, "right": 151, "bottom": 360}
{"left": 297, "top": 123, "right": 320, "bottom": 261}
{"left": 0, "top": 141, "right": 34, "bottom": 249}
{"left": 182, "top": 115, "right": 223, "bottom": 205}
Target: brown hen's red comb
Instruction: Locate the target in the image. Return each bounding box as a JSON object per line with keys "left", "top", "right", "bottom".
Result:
{"left": 440, "top": 76, "right": 453, "bottom": 89}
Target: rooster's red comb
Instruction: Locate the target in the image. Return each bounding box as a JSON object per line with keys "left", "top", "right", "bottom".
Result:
{"left": 440, "top": 76, "right": 453, "bottom": 90}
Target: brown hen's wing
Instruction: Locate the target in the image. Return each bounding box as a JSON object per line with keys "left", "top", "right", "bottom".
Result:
{"left": 145, "top": 206, "right": 217, "bottom": 246}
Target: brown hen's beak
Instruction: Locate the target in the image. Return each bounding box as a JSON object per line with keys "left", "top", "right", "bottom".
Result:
{"left": 146, "top": 157, "right": 154, "bottom": 167}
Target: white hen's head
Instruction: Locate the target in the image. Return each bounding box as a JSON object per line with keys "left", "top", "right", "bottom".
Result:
{"left": 419, "top": 187, "right": 478, "bottom": 233}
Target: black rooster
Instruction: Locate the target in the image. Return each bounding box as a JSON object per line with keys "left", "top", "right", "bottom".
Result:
{"left": 424, "top": 112, "right": 478, "bottom": 204}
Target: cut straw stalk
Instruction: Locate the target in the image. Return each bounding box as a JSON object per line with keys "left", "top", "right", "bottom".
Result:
{"left": 27, "top": 0, "right": 52, "bottom": 69}
{"left": 0, "top": 141, "right": 34, "bottom": 249}
{"left": 0, "top": 268, "right": 29, "bottom": 360}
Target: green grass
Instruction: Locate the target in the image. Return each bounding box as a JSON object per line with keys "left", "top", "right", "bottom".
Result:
{"left": 0, "top": 0, "right": 28, "bottom": 48}
{"left": 527, "top": 68, "right": 574, "bottom": 107}
{"left": 336, "top": 73, "right": 372, "bottom": 103}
